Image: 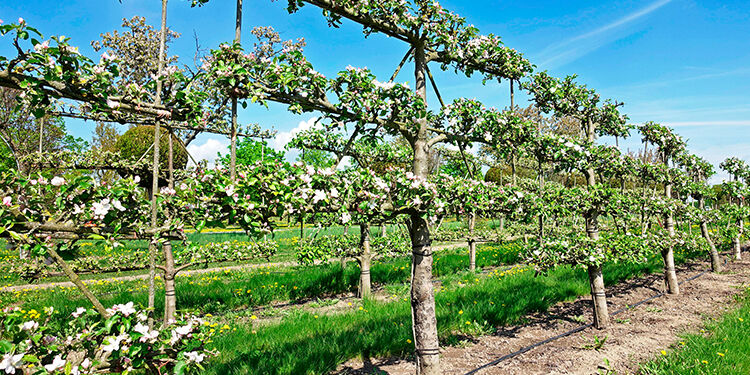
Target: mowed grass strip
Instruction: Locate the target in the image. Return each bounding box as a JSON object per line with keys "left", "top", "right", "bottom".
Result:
{"left": 206, "top": 249, "right": 704, "bottom": 375}
{"left": 640, "top": 287, "right": 750, "bottom": 375}
{"left": 2, "top": 243, "right": 522, "bottom": 318}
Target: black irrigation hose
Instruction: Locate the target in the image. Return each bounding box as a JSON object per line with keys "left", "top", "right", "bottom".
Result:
{"left": 464, "top": 267, "right": 712, "bottom": 375}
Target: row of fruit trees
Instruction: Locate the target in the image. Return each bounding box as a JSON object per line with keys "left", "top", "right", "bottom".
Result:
{"left": 0, "top": 1, "right": 748, "bottom": 374}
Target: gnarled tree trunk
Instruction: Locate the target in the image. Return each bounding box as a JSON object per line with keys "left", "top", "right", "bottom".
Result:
{"left": 163, "top": 239, "right": 177, "bottom": 324}
{"left": 409, "top": 43, "right": 440, "bottom": 375}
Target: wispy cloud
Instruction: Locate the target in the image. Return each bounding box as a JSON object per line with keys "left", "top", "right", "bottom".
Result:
{"left": 606, "top": 67, "right": 750, "bottom": 92}
{"left": 664, "top": 120, "right": 750, "bottom": 127}
{"left": 536, "top": 0, "right": 673, "bottom": 68}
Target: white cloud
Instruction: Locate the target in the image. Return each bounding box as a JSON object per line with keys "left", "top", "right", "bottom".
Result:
{"left": 272, "top": 117, "right": 320, "bottom": 152}
{"left": 186, "top": 138, "right": 229, "bottom": 167}
{"left": 537, "top": 0, "right": 672, "bottom": 68}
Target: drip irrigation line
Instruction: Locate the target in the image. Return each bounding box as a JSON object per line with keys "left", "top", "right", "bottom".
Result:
{"left": 464, "top": 267, "right": 710, "bottom": 375}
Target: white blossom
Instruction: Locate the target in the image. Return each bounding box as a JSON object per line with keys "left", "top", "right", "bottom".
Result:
{"left": 184, "top": 351, "right": 205, "bottom": 364}
{"left": 112, "top": 200, "right": 126, "bottom": 212}
{"left": 43, "top": 355, "right": 66, "bottom": 372}
{"left": 71, "top": 307, "right": 86, "bottom": 318}
{"left": 0, "top": 353, "right": 24, "bottom": 374}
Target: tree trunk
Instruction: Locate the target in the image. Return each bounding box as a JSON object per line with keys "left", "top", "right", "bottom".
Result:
{"left": 359, "top": 223, "right": 371, "bottom": 299}
{"left": 48, "top": 244, "right": 109, "bottom": 317}
{"left": 381, "top": 224, "right": 387, "bottom": 237}
{"left": 587, "top": 264, "right": 608, "bottom": 329}
{"left": 229, "top": 0, "right": 242, "bottom": 180}
{"left": 663, "top": 183, "right": 679, "bottom": 294}
{"left": 584, "top": 119, "right": 609, "bottom": 329}
{"left": 148, "top": 0, "right": 168, "bottom": 328}
{"left": 409, "top": 44, "right": 440, "bottom": 375}
{"left": 699, "top": 197, "right": 721, "bottom": 273}
{"left": 735, "top": 199, "right": 743, "bottom": 260}
{"left": 468, "top": 213, "right": 476, "bottom": 272}
{"left": 163, "top": 239, "right": 177, "bottom": 324}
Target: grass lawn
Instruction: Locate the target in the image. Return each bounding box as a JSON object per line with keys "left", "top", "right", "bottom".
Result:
{"left": 0, "top": 221, "right": 468, "bottom": 287}
{"left": 1, "top": 242, "right": 522, "bottom": 317}
{"left": 640, "top": 287, "right": 750, "bottom": 374}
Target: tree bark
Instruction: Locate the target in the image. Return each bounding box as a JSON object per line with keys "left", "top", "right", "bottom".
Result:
{"left": 162, "top": 239, "right": 177, "bottom": 324}
{"left": 699, "top": 197, "right": 721, "bottom": 273}
{"left": 381, "top": 224, "right": 387, "bottom": 237}
{"left": 409, "top": 43, "right": 440, "bottom": 375}
{"left": 468, "top": 213, "right": 476, "bottom": 272}
{"left": 663, "top": 183, "right": 679, "bottom": 294}
{"left": 359, "top": 223, "right": 371, "bottom": 299}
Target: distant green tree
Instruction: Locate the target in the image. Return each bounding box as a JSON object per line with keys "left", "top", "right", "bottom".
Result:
{"left": 0, "top": 88, "right": 88, "bottom": 172}
{"left": 219, "top": 139, "right": 284, "bottom": 167}
{"left": 297, "top": 148, "right": 335, "bottom": 169}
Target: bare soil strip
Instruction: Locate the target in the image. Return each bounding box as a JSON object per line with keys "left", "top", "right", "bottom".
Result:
{"left": 337, "top": 258, "right": 750, "bottom": 375}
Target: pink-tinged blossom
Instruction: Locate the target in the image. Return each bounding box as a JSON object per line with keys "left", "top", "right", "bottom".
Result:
{"left": 160, "top": 187, "right": 176, "bottom": 196}
{"left": 20, "top": 321, "right": 38, "bottom": 331}
{"left": 71, "top": 307, "right": 86, "bottom": 318}
{"left": 2, "top": 197, "right": 11, "bottom": 207}
{"left": 50, "top": 176, "right": 65, "bottom": 186}
{"left": 33, "top": 40, "right": 50, "bottom": 53}
{"left": 107, "top": 302, "right": 136, "bottom": 317}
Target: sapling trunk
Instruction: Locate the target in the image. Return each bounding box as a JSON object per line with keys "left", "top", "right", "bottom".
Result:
{"left": 697, "top": 197, "right": 721, "bottom": 272}
{"left": 468, "top": 213, "right": 476, "bottom": 272}
{"left": 381, "top": 224, "right": 387, "bottom": 237}
{"left": 735, "top": 199, "right": 743, "bottom": 260}
{"left": 359, "top": 223, "right": 371, "bottom": 299}
{"left": 663, "top": 183, "right": 679, "bottom": 294}
{"left": 148, "top": 0, "right": 168, "bottom": 328}
{"left": 162, "top": 239, "right": 177, "bottom": 324}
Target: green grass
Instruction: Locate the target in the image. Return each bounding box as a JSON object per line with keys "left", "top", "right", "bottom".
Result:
{"left": 1, "top": 243, "right": 523, "bottom": 318}
{"left": 1, "top": 222, "right": 464, "bottom": 286}
{"left": 203, "top": 248, "right": 705, "bottom": 375}
{"left": 640, "top": 287, "right": 750, "bottom": 375}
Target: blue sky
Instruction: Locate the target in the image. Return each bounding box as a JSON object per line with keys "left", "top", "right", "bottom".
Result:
{"left": 2, "top": 0, "right": 749, "bottom": 182}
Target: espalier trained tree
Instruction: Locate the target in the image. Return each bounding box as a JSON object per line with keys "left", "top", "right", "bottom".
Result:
{"left": 196, "top": 0, "right": 534, "bottom": 370}
{"left": 523, "top": 72, "right": 629, "bottom": 328}
{"left": 639, "top": 122, "right": 687, "bottom": 294}
{"left": 678, "top": 152, "right": 722, "bottom": 272}
{"left": 720, "top": 157, "right": 749, "bottom": 261}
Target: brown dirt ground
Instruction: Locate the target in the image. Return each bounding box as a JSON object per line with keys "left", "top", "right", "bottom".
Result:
{"left": 336, "top": 257, "right": 750, "bottom": 375}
